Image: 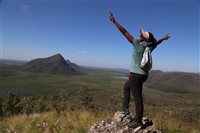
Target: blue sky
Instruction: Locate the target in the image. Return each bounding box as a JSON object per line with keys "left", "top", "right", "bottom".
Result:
{"left": 1, "top": 0, "right": 199, "bottom": 73}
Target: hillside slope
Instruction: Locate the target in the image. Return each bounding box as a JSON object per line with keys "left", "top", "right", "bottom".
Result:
{"left": 147, "top": 70, "right": 200, "bottom": 93}
{"left": 22, "top": 54, "right": 81, "bottom": 75}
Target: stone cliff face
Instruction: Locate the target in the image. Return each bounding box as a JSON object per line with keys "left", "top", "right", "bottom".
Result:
{"left": 88, "top": 111, "right": 161, "bottom": 133}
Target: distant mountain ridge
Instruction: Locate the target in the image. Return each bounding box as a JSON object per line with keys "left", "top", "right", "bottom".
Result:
{"left": 66, "top": 59, "right": 80, "bottom": 69}
{"left": 22, "top": 54, "right": 81, "bottom": 75}
{"left": 147, "top": 70, "right": 200, "bottom": 93}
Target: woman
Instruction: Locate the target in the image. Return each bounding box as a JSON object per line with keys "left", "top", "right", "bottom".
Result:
{"left": 109, "top": 11, "right": 170, "bottom": 129}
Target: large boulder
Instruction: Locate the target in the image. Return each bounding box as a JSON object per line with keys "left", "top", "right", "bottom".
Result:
{"left": 88, "top": 111, "right": 161, "bottom": 133}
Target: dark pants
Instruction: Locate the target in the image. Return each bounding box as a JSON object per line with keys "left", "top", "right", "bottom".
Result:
{"left": 122, "top": 72, "right": 148, "bottom": 123}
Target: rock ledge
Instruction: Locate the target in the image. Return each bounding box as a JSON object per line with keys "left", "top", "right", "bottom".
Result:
{"left": 88, "top": 111, "right": 161, "bottom": 133}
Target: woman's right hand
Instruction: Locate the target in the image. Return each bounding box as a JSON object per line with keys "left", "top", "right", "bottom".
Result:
{"left": 109, "top": 11, "right": 116, "bottom": 23}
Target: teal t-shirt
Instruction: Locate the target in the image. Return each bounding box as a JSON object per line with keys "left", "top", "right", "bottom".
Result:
{"left": 130, "top": 39, "right": 156, "bottom": 75}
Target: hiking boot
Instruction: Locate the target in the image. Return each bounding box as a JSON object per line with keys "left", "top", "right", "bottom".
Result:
{"left": 129, "top": 117, "right": 135, "bottom": 122}
{"left": 121, "top": 108, "right": 130, "bottom": 115}
{"left": 127, "top": 121, "right": 142, "bottom": 129}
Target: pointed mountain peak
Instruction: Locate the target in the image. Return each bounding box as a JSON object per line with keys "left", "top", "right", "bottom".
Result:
{"left": 22, "top": 54, "right": 81, "bottom": 75}
{"left": 48, "top": 53, "right": 65, "bottom": 61}
{"left": 52, "top": 53, "right": 62, "bottom": 57}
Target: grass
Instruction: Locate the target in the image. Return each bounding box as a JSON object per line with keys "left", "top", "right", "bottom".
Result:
{"left": 0, "top": 105, "right": 199, "bottom": 133}
{"left": 0, "top": 67, "right": 121, "bottom": 96}
{"left": 0, "top": 66, "right": 200, "bottom": 132}
{"left": 0, "top": 109, "right": 111, "bottom": 133}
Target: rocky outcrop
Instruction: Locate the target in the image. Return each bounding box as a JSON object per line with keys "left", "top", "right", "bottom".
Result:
{"left": 88, "top": 111, "right": 161, "bottom": 133}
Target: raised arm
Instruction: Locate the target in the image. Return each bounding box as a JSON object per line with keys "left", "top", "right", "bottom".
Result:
{"left": 109, "top": 11, "right": 134, "bottom": 44}
{"left": 156, "top": 34, "right": 170, "bottom": 45}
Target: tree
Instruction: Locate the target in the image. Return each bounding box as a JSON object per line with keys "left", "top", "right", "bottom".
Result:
{"left": 77, "top": 85, "right": 93, "bottom": 108}
{"left": 52, "top": 89, "right": 67, "bottom": 116}
{"left": 2, "top": 93, "right": 22, "bottom": 116}
{"left": 110, "top": 89, "right": 123, "bottom": 110}
{"left": 0, "top": 97, "right": 3, "bottom": 116}
{"left": 19, "top": 96, "right": 33, "bottom": 116}
{"left": 34, "top": 96, "right": 47, "bottom": 113}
